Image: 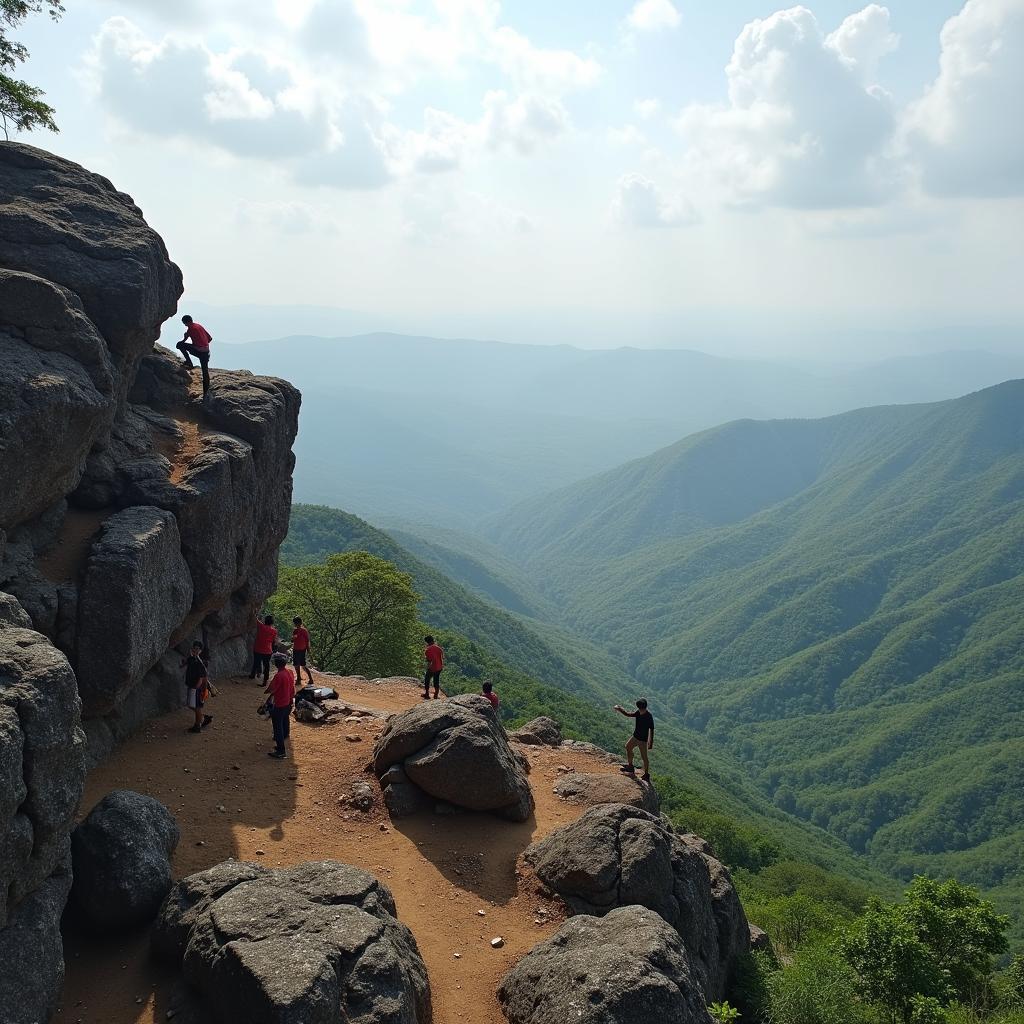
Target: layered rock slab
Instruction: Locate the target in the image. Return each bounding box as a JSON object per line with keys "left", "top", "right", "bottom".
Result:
{"left": 553, "top": 771, "right": 661, "bottom": 813}
{"left": 372, "top": 693, "right": 534, "bottom": 821}
{"left": 153, "top": 860, "right": 431, "bottom": 1024}
{"left": 525, "top": 803, "right": 749, "bottom": 1001}
{"left": 498, "top": 906, "right": 713, "bottom": 1024}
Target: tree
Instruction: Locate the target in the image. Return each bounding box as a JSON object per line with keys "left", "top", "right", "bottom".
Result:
{"left": 273, "top": 552, "right": 419, "bottom": 678}
{"left": 842, "top": 877, "right": 1009, "bottom": 1023}
{"left": 0, "top": 1, "right": 62, "bottom": 139}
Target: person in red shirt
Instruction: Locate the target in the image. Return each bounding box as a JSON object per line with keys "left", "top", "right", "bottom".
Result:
{"left": 249, "top": 614, "right": 278, "bottom": 684}
{"left": 481, "top": 681, "right": 499, "bottom": 709}
{"left": 423, "top": 634, "right": 444, "bottom": 700}
{"left": 265, "top": 653, "right": 297, "bottom": 758}
{"left": 291, "top": 616, "right": 314, "bottom": 685}
{"left": 176, "top": 314, "right": 213, "bottom": 395}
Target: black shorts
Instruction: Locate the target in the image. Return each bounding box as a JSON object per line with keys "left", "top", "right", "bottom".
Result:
{"left": 293, "top": 649, "right": 307, "bottom": 667}
{"left": 424, "top": 669, "right": 442, "bottom": 691}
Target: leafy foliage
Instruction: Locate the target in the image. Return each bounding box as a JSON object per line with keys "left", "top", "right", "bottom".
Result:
{"left": 271, "top": 552, "right": 419, "bottom": 677}
{"left": 0, "top": 1, "right": 62, "bottom": 137}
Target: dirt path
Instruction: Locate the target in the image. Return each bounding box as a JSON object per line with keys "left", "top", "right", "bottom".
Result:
{"left": 58, "top": 673, "right": 620, "bottom": 1024}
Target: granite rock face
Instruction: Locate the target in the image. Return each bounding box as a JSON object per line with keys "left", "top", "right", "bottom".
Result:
{"left": 498, "top": 906, "right": 714, "bottom": 1024}
{"left": 71, "top": 790, "right": 180, "bottom": 930}
{"left": 373, "top": 693, "right": 535, "bottom": 821}
{"left": 553, "top": 771, "right": 661, "bottom": 814}
{"left": 154, "top": 861, "right": 431, "bottom": 1024}
{"left": 525, "top": 803, "right": 750, "bottom": 1001}
{"left": 510, "top": 716, "right": 562, "bottom": 746}
{"left": 0, "top": 142, "right": 300, "bottom": 1019}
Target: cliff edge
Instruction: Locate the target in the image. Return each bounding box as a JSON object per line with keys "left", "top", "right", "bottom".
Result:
{"left": 0, "top": 142, "right": 300, "bottom": 1023}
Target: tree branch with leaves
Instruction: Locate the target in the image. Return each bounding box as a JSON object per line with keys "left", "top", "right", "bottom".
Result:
{"left": 0, "top": 1, "right": 63, "bottom": 140}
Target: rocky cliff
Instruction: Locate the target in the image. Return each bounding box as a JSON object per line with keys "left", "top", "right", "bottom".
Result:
{"left": 0, "top": 142, "right": 300, "bottom": 1023}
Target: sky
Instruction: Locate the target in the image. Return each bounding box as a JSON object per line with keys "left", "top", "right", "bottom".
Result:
{"left": 11, "top": 0, "right": 1024, "bottom": 353}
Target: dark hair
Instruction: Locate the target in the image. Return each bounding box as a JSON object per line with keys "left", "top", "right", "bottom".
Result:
{"left": 293, "top": 616, "right": 302, "bottom": 625}
{"left": 424, "top": 635, "right": 434, "bottom": 644}
{"left": 264, "top": 614, "right": 274, "bottom": 625}
{"left": 190, "top": 639, "right": 203, "bottom": 651}
{"left": 635, "top": 698, "right": 648, "bottom": 710}
{"left": 273, "top": 653, "right": 288, "bottom": 667}
{"left": 182, "top": 314, "right": 193, "bottom": 324}
{"left": 482, "top": 682, "right": 493, "bottom": 693}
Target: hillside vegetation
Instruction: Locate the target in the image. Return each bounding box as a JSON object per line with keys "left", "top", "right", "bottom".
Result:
{"left": 484, "top": 381, "right": 1024, "bottom": 929}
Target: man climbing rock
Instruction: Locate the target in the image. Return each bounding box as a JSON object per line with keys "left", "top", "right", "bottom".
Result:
{"left": 250, "top": 614, "right": 277, "bottom": 684}
{"left": 265, "top": 652, "right": 297, "bottom": 759}
{"left": 176, "top": 314, "right": 213, "bottom": 395}
{"left": 423, "top": 634, "right": 444, "bottom": 699}
{"left": 614, "top": 698, "right": 654, "bottom": 781}
{"left": 184, "top": 640, "right": 212, "bottom": 733}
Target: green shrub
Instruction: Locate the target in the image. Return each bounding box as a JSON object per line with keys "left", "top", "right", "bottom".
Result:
{"left": 763, "top": 942, "right": 873, "bottom": 1024}
{"left": 709, "top": 1002, "right": 741, "bottom": 1022}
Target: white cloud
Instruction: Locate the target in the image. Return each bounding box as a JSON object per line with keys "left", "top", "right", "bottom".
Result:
{"left": 236, "top": 199, "right": 337, "bottom": 234}
{"left": 403, "top": 188, "right": 537, "bottom": 243}
{"left": 634, "top": 97, "right": 661, "bottom": 120}
{"left": 492, "top": 26, "right": 601, "bottom": 92}
{"left": 825, "top": 3, "right": 899, "bottom": 80}
{"left": 611, "top": 173, "right": 696, "bottom": 228}
{"left": 608, "top": 124, "right": 647, "bottom": 147}
{"left": 906, "top": 0, "right": 1024, "bottom": 198}
{"left": 677, "top": 6, "right": 899, "bottom": 209}
{"left": 626, "top": 0, "right": 682, "bottom": 33}
{"left": 482, "top": 90, "right": 569, "bottom": 154}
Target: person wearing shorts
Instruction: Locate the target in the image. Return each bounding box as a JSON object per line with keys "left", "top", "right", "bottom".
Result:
{"left": 184, "top": 640, "right": 212, "bottom": 734}
{"left": 614, "top": 698, "right": 654, "bottom": 781}
{"left": 423, "top": 635, "right": 444, "bottom": 699}
{"left": 291, "top": 616, "right": 314, "bottom": 685}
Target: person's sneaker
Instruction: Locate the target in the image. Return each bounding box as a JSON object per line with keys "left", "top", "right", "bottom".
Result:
{"left": 267, "top": 751, "right": 286, "bottom": 759}
{"left": 619, "top": 764, "right": 636, "bottom": 773}
{"left": 187, "top": 725, "right": 202, "bottom": 734}
{"left": 201, "top": 715, "right": 213, "bottom": 729}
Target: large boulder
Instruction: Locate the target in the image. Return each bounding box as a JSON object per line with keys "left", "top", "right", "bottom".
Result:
{"left": 0, "top": 865, "right": 73, "bottom": 1024}
{"left": 0, "top": 269, "right": 115, "bottom": 532}
{"left": 553, "top": 771, "right": 661, "bottom": 813}
{"left": 372, "top": 693, "right": 534, "bottom": 821}
{"left": 70, "top": 789, "right": 179, "bottom": 930}
{"left": 75, "top": 507, "right": 192, "bottom": 714}
{"left": 525, "top": 803, "right": 749, "bottom": 1001}
{"left": 498, "top": 906, "right": 713, "bottom": 1024}
{"left": 154, "top": 860, "right": 431, "bottom": 1024}
{"left": 0, "top": 142, "right": 182, "bottom": 378}
{"left": 510, "top": 715, "right": 562, "bottom": 746}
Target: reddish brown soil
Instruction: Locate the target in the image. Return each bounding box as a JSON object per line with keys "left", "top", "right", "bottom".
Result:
{"left": 57, "top": 673, "right": 618, "bottom": 1024}
{"left": 36, "top": 509, "right": 110, "bottom": 585}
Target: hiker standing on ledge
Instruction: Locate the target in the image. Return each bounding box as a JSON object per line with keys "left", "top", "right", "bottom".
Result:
{"left": 614, "top": 698, "right": 654, "bottom": 781}
{"left": 176, "top": 314, "right": 213, "bottom": 395}
{"left": 423, "top": 635, "right": 444, "bottom": 700}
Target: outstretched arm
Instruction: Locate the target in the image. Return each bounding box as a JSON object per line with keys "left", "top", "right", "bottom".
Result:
{"left": 613, "top": 705, "right": 637, "bottom": 718}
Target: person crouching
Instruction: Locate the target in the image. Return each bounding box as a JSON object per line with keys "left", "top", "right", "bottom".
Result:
{"left": 265, "top": 653, "right": 297, "bottom": 759}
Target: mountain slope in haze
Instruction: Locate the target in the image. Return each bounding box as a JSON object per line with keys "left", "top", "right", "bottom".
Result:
{"left": 486, "top": 381, "right": 1024, "bottom": 921}
{"left": 216, "top": 333, "right": 1024, "bottom": 526}
{"left": 280, "top": 503, "right": 890, "bottom": 890}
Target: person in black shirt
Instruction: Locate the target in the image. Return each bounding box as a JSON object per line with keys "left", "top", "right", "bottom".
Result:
{"left": 184, "top": 640, "right": 212, "bottom": 734}
{"left": 614, "top": 698, "right": 654, "bottom": 781}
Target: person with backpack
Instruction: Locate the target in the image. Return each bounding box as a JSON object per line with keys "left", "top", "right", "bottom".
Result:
{"left": 184, "top": 640, "right": 212, "bottom": 733}
{"left": 250, "top": 614, "right": 278, "bottom": 684}
{"left": 423, "top": 635, "right": 444, "bottom": 700}
{"left": 265, "top": 652, "right": 297, "bottom": 759}
{"left": 291, "top": 616, "right": 314, "bottom": 686}
{"left": 176, "top": 315, "right": 214, "bottom": 395}
{"left": 614, "top": 698, "right": 654, "bottom": 781}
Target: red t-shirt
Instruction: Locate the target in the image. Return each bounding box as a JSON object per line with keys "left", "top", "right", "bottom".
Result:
{"left": 269, "top": 667, "right": 296, "bottom": 708}
{"left": 254, "top": 622, "right": 278, "bottom": 655}
{"left": 425, "top": 643, "right": 444, "bottom": 672}
{"left": 292, "top": 626, "right": 310, "bottom": 651}
{"left": 483, "top": 691, "right": 499, "bottom": 708}
{"left": 186, "top": 322, "right": 212, "bottom": 351}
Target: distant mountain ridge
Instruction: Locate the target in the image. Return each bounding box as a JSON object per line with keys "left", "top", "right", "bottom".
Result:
{"left": 213, "top": 332, "right": 1024, "bottom": 527}
{"left": 481, "top": 380, "right": 1024, "bottom": 925}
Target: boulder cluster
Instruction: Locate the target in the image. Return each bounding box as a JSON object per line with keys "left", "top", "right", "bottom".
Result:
{"left": 0, "top": 142, "right": 299, "bottom": 1022}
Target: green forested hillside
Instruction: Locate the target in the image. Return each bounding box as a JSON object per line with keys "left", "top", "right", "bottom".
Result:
{"left": 485, "top": 381, "right": 1024, "bottom": 924}
{"left": 282, "top": 503, "right": 890, "bottom": 892}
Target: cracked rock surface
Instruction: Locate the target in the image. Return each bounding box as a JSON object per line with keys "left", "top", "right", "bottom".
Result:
{"left": 153, "top": 860, "right": 431, "bottom": 1024}
{"left": 524, "top": 802, "right": 749, "bottom": 1001}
